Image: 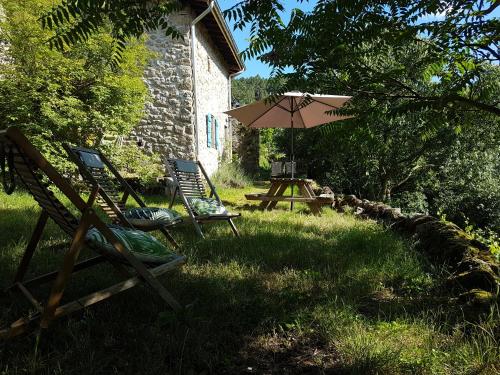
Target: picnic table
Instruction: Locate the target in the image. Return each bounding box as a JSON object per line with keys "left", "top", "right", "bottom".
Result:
{"left": 245, "top": 178, "right": 334, "bottom": 216}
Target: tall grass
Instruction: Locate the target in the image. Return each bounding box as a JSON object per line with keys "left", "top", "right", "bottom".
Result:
{"left": 211, "top": 161, "right": 251, "bottom": 188}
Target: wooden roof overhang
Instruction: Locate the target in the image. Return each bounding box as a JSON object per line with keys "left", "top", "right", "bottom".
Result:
{"left": 187, "top": 0, "right": 245, "bottom": 74}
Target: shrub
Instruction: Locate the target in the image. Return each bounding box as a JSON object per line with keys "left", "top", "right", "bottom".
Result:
{"left": 430, "top": 147, "right": 500, "bottom": 230}
{"left": 211, "top": 161, "right": 251, "bottom": 188}
{"left": 390, "top": 191, "right": 429, "bottom": 216}
{"left": 103, "top": 143, "right": 164, "bottom": 185}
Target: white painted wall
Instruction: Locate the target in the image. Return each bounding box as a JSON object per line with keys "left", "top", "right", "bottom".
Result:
{"left": 193, "top": 21, "right": 231, "bottom": 176}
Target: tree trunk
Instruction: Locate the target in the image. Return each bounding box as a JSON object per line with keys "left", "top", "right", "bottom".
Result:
{"left": 380, "top": 178, "right": 391, "bottom": 201}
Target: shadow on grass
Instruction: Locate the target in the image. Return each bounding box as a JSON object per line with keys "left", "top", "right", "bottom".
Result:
{"left": 0, "top": 195, "right": 457, "bottom": 374}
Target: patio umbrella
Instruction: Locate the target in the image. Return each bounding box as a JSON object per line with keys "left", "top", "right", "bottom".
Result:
{"left": 225, "top": 92, "right": 352, "bottom": 178}
{"left": 225, "top": 92, "right": 352, "bottom": 209}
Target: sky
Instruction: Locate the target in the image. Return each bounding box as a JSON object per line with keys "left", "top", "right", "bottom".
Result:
{"left": 219, "top": 0, "right": 500, "bottom": 79}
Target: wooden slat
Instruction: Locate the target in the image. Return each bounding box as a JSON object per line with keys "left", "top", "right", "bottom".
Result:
{"left": 53, "top": 255, "right": 186, "bottom": 318}
{"left": 20, "top": 256, "right": 107, "bottom": 289}
{"left": 196, "top": 214, "right": 241, "bottom": 221}
{"left": 15, "top": 283, "right": 43, "bottom": 312}
{"left": 178, "top": 187, "right": 204, "bottom": 193}
{"left": 178, "top": 180, "right": 204, "bottom": 186}
{"left": 14, "top": 162, "right": 80, "bottom": 232}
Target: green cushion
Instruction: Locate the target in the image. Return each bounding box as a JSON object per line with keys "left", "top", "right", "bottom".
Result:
{"left": 124, "top": 207, "right": 182, "bottom": 225}
{"left": 85, "top": 225, "right": 178, "bottom": 264}
{"left": 188, "top": 197, "right": 227, "bottom": 216}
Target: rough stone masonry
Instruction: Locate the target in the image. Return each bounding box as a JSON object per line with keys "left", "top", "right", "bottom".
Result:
{"left": 130, "top": 7, "right": 234, "bottom": 176}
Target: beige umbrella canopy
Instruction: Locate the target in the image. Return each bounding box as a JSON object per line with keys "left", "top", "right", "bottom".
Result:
{"left": 225, "top": 92, "right": 352, "bottom": 129}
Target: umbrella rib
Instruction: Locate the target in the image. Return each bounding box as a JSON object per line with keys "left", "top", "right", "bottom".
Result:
{"left": 295, "top": 97, "right": 307, "bottom": 128}
{"left": 309, "top": 97, "right": 341, "bottom": 111}
{"left": 296, "top": 94, "right": 309, "bottom": 109}
{"left": 276, "top": 103, "right": 292, "bottom": 113}
{"left": 247, "top": 96, "right": 288, "bottom": 128}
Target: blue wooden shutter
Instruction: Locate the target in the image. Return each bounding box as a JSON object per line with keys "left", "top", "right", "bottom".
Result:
{"left": 206, "top": 114, "right": 212, "bottom": 148}
{"left": 214, "top": 118, "right": 220, "bottom": 150}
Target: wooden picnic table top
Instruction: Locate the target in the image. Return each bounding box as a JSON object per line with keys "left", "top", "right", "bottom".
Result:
{"left": 270, "top": 177, "right": 314, "bottom": 183}
{"left": 245, "top": 193, "right": 317, "bottom": 202}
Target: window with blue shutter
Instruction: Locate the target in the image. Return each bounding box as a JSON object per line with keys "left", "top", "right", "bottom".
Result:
{"left": 214, "top": 118, "right": 220, "bottom": 150}
{"left": 206, "top": 114, "right": 212, "bottom": 148}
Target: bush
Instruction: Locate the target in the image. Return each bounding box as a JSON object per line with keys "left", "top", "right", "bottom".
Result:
{"left": 430, "top": 147, "right": 500, "bottom": 230}
{"left": 464, "top": 223, "right": 500, "bottom": 261}
{"left": 103, "top": 143, "right": 164, "bottom": 185}
{"left": 390, "top": 191, "right": 429, "bottom": 216}
{"left": 211, "top": 161, "right": 251, "bottom": 188}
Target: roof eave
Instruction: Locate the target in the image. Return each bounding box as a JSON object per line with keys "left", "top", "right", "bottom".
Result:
{"left": 211, "top": 1, "right": 245, "bottom": 73}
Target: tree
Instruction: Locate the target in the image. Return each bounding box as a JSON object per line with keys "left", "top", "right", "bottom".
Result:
{"left": 231, "top": 76, "right": 286, "bottom": 169}
{"left": 39, "top": 0, "right": 183, "bottom": 65}
{"left": 0, "top": 0, "right": 149, "bottom": 171}
{"left": 232, "top": 75, "right": 269, "bottom": 106}
{"left": 276, "top": 47, "right": 500, "bottom": 229}
{"left": 38, "top": 1, "right": 498, "bottom": 115}
{"left": 225, "top": 0, "right": 499, "bottom": 117}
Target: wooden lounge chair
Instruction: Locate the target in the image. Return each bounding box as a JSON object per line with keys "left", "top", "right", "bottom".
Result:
{"left": 166, "top": 159, "right": 240, "bottom": 238}
{"left": 63, "top": 144, "right": 182, "bottom": 248}
{"left": 0, "top": 127, "right": 186, "bottom": 339}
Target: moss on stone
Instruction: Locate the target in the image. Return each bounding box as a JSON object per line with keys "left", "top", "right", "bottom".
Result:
{"left": 458, "top": 289, "right": 497, "bottom": 305}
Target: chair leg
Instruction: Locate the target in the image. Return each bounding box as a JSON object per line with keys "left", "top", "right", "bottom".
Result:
{"left": 159, "top": 227, "right": 179, "bottom": 248}
{"left": 169, "top": 187, "right": 178, "bottom": 209}
{"left": 13, "top": 210, "right": 49, "bottom": 285}
{"left": 92, "top": 217, "right": 183, "bottom": 312}
{"left": 192, "top": 218, "right": 205, "bottom": 239}
{"left": 228, "top": 219, "right": 240, "bottom": 237}
{"left": 39, "top": 215, "right": 91, "bottom": 328}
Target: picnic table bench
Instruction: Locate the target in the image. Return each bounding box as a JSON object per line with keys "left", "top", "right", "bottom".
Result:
{"left": 245, "top": 178, "right": 334, "bottom": 216}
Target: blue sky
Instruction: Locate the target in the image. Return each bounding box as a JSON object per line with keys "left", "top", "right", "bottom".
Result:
{"left": 220, "top": 0, "right": 499, "bottom": 78}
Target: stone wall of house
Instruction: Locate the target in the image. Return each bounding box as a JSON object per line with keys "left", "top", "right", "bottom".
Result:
{"left": 130, "top": 7, "right": 232, "bottom": 177}
{"left": 130, "top": 11, "right": 195, "bottom": 161}
{"left": 194, "top": 20, "right": 230, "bottom": 176}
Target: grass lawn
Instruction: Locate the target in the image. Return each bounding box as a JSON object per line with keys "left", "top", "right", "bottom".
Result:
{"left": 0, "top": 185, "right": 498, "bottom": 374}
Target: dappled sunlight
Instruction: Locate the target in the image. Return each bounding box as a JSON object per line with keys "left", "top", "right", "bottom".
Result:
{"left": 0, "top": 189, "right": 498, "bottom": 374}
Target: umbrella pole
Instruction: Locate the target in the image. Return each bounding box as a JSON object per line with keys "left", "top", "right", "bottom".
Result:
{"left": 290, "top": 108, "right": 294, "bottom": 211}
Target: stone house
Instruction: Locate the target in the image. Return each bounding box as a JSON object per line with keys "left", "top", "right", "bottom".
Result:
{"left": 131, "top": 0, "right": 244, "bottom": 176}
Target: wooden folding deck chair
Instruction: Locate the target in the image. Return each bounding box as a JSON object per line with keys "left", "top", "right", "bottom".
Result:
{"left": 63, "top": 144, "right": 182, "bottom": 248}
{"left": 166, "top": 159, "right": 240, "bottom": 238}
{"left": 0, "top": 128, "right": 186, "bottom": 339}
